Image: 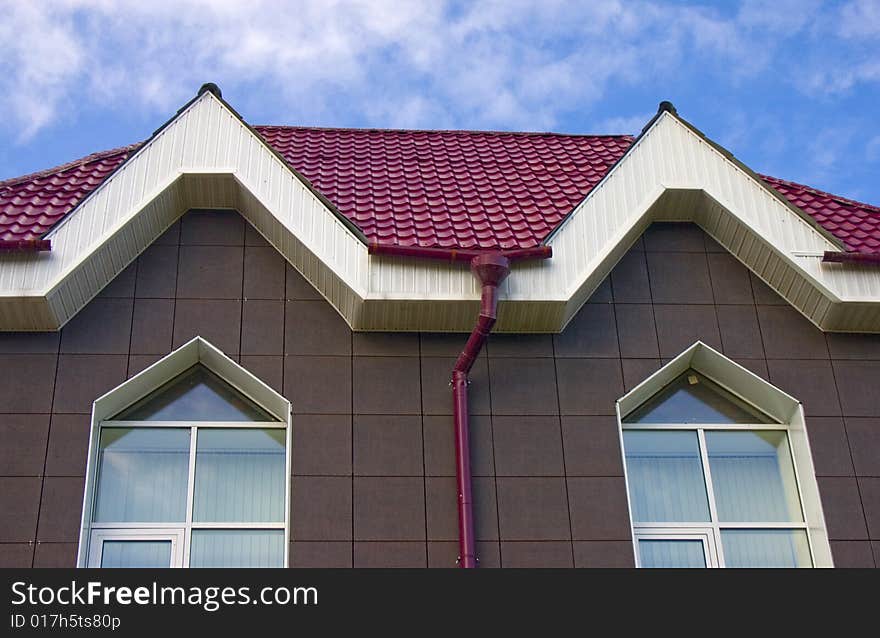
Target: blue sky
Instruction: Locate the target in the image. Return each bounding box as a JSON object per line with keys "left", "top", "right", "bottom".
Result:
{"left": 1, "top": 0, "right": 878, "bottom": 204}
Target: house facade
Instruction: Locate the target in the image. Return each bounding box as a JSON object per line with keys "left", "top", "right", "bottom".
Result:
{"left": 0, "top": 85, "right": 878, "bottom": 568}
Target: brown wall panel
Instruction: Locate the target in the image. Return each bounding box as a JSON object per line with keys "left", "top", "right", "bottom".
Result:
{"left": 1, "top": 214, "right": 877, "bottom": 567}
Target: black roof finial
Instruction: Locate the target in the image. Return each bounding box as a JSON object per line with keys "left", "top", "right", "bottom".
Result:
{"left": 198, "top": 83, "right": 222, "bottom": 99}
{"left": 657, "top": 100, "right": 677, "bottom": 115}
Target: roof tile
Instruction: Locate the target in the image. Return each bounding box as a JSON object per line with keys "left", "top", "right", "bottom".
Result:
{"left": 2, "top": 127, "right": 878, "bottom": 254}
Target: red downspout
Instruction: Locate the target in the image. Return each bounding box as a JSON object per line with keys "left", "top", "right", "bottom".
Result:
{"left": 368, "top": 242, "right": 552, "bottom": 568}
{"left": 452, "top": 254, "right": 510, "bottom": 568}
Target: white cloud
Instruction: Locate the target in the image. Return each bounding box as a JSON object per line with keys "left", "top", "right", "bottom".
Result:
{"left": 593, "top": 113, "right": 653, "bottom": 135}
{"left": 867, "top": 135, "right": 880, "bottom": 162}
{"left": 839, "top": 0, "right": 880, "bottom": 38}
{"left": 0, "top": 0, "right": 874, "bottom": 141}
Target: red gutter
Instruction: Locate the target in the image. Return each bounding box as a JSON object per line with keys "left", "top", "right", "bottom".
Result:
{"left": 368, "top": 241, "right": 551, "bottom": 263}
{"left": 0, "top": 239, "right": 52, "bottom": 252}
{"left": 823, "top": 251, "right": 880, "bottom": 265}
{"left": 370, "top": 242, "right": 552, "bottom": 567}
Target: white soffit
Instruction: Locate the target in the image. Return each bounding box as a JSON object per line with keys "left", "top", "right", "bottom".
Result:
{"left": 1, "top": 92, "right": 879, "bottom": 332}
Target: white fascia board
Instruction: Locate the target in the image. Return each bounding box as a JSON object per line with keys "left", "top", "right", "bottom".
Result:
{"left": 5, "top": 91, "right": 368, "bottom": 299}
{"left": 0, "top": 91, "right": 371, "bottom": 330}
{"left": 541, "top": 112, "right": 880, "bottom": 331}
{"left": 3, "top": 94, "right": 880, "bottom": 332}
{"left": 546, "top": 112, "right": 840, "bottom": 298}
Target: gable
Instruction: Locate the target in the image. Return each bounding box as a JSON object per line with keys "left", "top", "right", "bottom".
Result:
{"left": 112, "top": 364, "right": 278, "bottom": 422}
{"left": 622, "top": 370, "right": 775, "bottom": 425}
{"left": 93, "top": 336, "right": 289, "bottom": 424}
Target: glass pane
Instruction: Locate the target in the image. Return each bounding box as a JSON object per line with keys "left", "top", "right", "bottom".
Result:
{"left": 721, "top": 530, "right": 811, "bottom": 567}
{"left": 624, "top": 430, "right": 711, "bottom": 522}
{"left": 189, "top": 530, "right": 284, "bottom": 568}
{"left": 624, "top": 371, "right": 773, "bottom": 424}
{"left": 193, "top": 428, "right": 286, "bottom": 522}
{"left": 101, "top": 541, "right": 172, "bottom": 568}
{"left": 706, "top": 431, "right": 803, "bottom": 522}
{"left": 113, "top": 365, "right": 277, "bottom": 422}
{"left": 639, "top": 539, "right": 706, "bottom": 568}
{"left": 93, "top": 428, "right": 189, "bottom": 522}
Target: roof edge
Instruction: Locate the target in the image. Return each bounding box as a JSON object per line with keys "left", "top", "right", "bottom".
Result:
{"left": 0, "top": 145, "right": 139, "bottom": 191}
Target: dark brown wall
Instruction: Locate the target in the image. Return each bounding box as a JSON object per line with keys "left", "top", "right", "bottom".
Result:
{"left": 1, "top": 212, "right": 878, "bottom": 568}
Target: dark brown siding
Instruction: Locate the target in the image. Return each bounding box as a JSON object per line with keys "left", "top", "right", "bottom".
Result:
{"left": 1, "top": 213, "right": 878, "bottom": 568}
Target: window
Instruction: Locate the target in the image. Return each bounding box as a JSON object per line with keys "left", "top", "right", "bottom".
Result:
{"left": 617, "top": 343, "right": 832, "bottom": 568}
{"left": 78, "top": 338, "right": 291, "bottom": 568}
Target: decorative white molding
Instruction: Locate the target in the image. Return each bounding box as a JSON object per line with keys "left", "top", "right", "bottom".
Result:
{"left": 616, "top": 340, "right": 833, "bottom": 568}
{"left": 1, "top": 92, "right": 879, "bottom": 331}
{"left": 75, "top": 336, "right": 292, "bottom": 568}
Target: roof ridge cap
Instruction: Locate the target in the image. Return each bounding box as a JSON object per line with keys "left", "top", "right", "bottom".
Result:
{"left": 253, "top": 124, "right": 636, "bottom": 140}
{"left": 0, "top": 143, "right": 140, "bottom": 190}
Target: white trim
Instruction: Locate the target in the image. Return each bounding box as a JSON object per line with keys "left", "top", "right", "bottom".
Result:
{"left": 617, "top": 341, "right": 834, "bottom": 568}
{"left": 104, "top": 421, "right": 285, "bottom": 428}
{"left": 634, "top": 527, "right": 719, "bottom": 568}
{"left": 88, "top": 528, "right": 185, "bottom": 568}
{"left": 76, "top": 336, "right": 292, "bottom": 568}
{"left": 2, "top": 94, "right": 880, "bottom": 332}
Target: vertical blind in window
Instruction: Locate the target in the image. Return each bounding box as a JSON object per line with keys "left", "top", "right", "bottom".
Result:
{"left": 189, "top": 530, "right": 284, "bottom": 568}
{"left": 638, "top": 539, "right": 707, "bottom": 568}
{"left": 721, "top": 530, "right": 811, "bottom": 568}
{"left": 705, "top": 431, "right": 802, "bottom": 522}
{"left": 624, "top": 430, "right": 711, "bottom": 522}
{"left": 193, "top": 428, "right": 286, "bottom": 523}
{"left": 100, "top": 541, "right": 172, "bottom": 568}
{"left": 93, "top": 428, "right": 189, "bottom": 522}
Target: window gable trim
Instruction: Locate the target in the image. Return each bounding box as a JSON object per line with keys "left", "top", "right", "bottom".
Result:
{"left": 76, "top": 336, "right": 292, "bottom": 568}
{"left": 616, "top": 341, "right": 833, "bottom": 568}
{"left": 92, "top": 337, "right": 288, "bottom": 423}
{"left": 617, "top": 341, "right": 799, "bottom": 425}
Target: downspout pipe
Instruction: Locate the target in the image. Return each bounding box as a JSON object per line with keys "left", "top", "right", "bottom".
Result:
{"left": 452, "top": 253, "right": 511, "bottom": 568}
{"left": 367, "top": 242, "right": 553, "bottom": 568}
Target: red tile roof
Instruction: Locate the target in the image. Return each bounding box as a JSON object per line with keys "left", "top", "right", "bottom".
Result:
{"left": 759, "top": 174, "right": 880, "bottom": 254}
{"left": 0, "top": 145, "right": 137, "bottom": 242}
{"left": 255, "top": 127, "right": 632, "bottom": 249}
{"left": 1, "top": 127, "right": 878, "bottom": 254}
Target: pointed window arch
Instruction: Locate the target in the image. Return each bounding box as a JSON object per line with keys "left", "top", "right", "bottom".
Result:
{"left": 76, "top": 337, "right": 291, "bottom": 568}
{"left": 617, "top": 342, "right": 832, "bottom": 568}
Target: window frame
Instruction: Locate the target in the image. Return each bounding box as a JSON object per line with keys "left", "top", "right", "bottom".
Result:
{"left": 634, "top": 527, "right": 719, "bottom": 568}
{"left": 88, "top": 528, "right": 186, "bottom": 568}
{"left": 615, "top": 341, "right": 833, "bottom": 568}
{"left": 76, "top": 337, "right": 293, "bottom": 568}
{"left": 87, "top": 420, "right": 290, "bottom": 568}
{"left": 623, "top": 423, "right": 813, "bottom": 567}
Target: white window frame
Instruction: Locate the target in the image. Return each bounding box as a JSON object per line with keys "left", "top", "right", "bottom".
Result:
{"left": 633, "top": 527, "right": 720, "bottom": 569}
{"left": 76, "top": 337, "right": 293, "bottom": 568}
{"left": 625, "top": 424, "right": 811, "bottom": 567}
{"left": 88, "top": 528, "right": 185, "bottom": 568}
{"left": 616, "top": 341, "right": 833, "bottom": 568}
{"left": 89, "top": 420, "right": 290, "bottom": 568}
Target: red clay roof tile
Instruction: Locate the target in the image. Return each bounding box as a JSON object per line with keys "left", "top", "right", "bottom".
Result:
{"left": 2, "top": 127, "right": 878, "bottom": 254}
